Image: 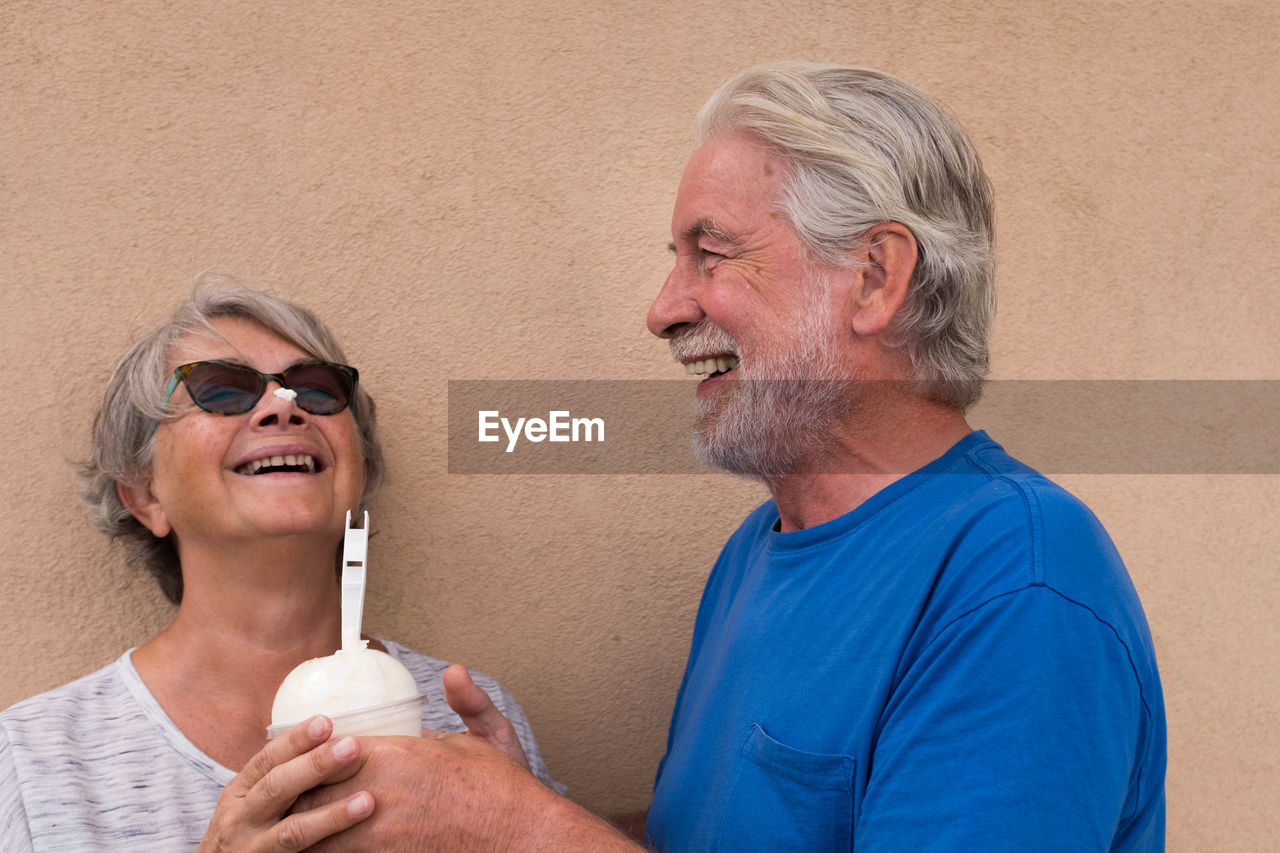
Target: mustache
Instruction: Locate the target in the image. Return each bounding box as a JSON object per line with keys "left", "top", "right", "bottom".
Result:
{"left": 668, "top": 321, "right": 739, "bottom": 362}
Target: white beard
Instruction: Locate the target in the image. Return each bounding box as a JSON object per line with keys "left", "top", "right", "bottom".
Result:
{"left": 673, "top": 281, "right": 855, "bottom": 482}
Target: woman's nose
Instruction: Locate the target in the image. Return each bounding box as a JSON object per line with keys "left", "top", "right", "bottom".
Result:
{"left": 251, "top": 382, "right": 307, "bottom": 428}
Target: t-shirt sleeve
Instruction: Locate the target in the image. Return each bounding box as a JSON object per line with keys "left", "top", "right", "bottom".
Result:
{"left": 855, "top": 586, "right": 1157, "bottom": 852}
{"left": 0, "top": 724, "right": 36, "bottom": 853}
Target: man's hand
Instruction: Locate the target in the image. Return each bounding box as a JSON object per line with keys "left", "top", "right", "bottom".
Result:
{"left": 295, "top": 731, "right": 559, "bottom": 851}
{"left": 196, "top": 715, "right": 373, "bottom": 853}
{"left": 292, "top": 664, "right": 645, "bottom": 851}
{"left": 437, "top": 663, "right": 529, "bottom": 768}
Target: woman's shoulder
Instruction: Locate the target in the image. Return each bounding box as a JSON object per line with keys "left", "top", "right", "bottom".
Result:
{"left": 379, "top": 638, "right": 451, "bottom": 707}
{"left": 379, "top": 638, "right": 448, "bottom": 678}
{"left": 1, "top": 653, "right": 130, "bottom": 732}
{"left": 379, "top": 638, "right": 513, "bottom": 716}
{"left": 1, "top": 650, "right": 227, "bottom": 850}
{"left": 1, "top": 652, "right": 139, "bottom": 794}
{"left": 378, "top": 637, "right": 560, "bottom": 788}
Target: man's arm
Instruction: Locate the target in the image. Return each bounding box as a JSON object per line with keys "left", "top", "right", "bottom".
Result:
{"left": 608, "top": 809, "right": 650, "bottom": 842}
{"left": 298, "top": 665, "right": 646, "bottom": 852}
{"left": 298, "top": 732, "right": 643, "bottom": 851}
{"left": 856, "top": 586, "right": 1160, "bottom": 851}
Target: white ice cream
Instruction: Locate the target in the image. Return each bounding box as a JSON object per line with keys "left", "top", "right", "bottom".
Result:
{"left": 271, "top": 643, "right": 419, "bottom": 727}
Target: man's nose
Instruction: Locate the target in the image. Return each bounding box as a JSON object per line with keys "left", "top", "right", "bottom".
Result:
{"left": 646, "top": 267, "right": 705, "bottom": 339}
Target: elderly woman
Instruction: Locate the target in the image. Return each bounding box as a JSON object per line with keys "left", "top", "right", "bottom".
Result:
{"left": 0, "top": 279, "right": 553, "bottom": 851}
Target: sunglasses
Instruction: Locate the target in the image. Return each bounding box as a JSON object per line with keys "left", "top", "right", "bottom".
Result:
{"left": 161, "top": 359, "right": 359, "bottom": 417}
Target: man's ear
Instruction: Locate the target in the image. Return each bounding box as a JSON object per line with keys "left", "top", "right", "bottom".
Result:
{"left": 845, "top": 222, "right": 918, "bottom": 337}
{"left": 117, "top": 480, "right": 172, "bottom": 538}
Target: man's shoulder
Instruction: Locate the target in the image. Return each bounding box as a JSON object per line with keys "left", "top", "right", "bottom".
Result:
{"left": 930, "top": 437, "right": 1145, "bottom": 628}
{"left": 950, "top": 434, "right": 1110, "bottom": 543}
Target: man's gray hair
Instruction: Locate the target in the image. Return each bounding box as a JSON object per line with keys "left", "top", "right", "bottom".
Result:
{"left": 78, "top": 272, "right": 385, "bottom": 604}
{"left": 695, "top": 61, "right": 996, "bottom": 410}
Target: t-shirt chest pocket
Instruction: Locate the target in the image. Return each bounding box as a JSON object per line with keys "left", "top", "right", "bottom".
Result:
{"left": 717, "top": 724, "right": 857, "bottom": 852}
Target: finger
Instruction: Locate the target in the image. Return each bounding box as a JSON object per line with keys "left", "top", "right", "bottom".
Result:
{"left": 307, "top": 735, "right": 375, "bottom": 787}
{"left": 232, "top": 715, "right": 334, "bottom": 795}
{"left": 441, "top": 664, "right": 508, "bottom": 738}
{"left": 245, "top": 735, "right": 364, "bottom": 823}
{"left": 270, "top": 791, "right": 375, "bottom": 853}
{"left": 293, "top": 737, "right": 419, "bottom": 816}
{"left": 441, "top": 666, "right": 529, "bottom": 768}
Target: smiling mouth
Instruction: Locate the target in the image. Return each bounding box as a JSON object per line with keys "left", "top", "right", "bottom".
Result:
{"left": 683, "top": 355, "right": 740, "bottom": 379}
{"left": 235, "top": 454, "right": 320, "bottom": 475}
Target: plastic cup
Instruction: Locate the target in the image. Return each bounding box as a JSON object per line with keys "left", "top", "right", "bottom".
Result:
{"left": 267, "top": 694, "right": 424, "bottom": 739}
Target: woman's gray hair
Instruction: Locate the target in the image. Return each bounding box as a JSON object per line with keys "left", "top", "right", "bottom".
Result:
{"left": 695, "top": 61, "right": 996, "bottom": 410}
{"left": 79, "top": 273, "right": 385, "bottom": 604}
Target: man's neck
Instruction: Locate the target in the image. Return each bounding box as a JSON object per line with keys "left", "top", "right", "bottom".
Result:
{"left": 767, "top": 397, "right": 972, "bottom": 532}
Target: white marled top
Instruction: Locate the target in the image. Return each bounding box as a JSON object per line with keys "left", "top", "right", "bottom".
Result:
{"left": 0, "top": 640, "right": 557, "bottom": 852}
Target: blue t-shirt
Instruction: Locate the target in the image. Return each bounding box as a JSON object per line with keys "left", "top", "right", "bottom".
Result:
{"left": 646, "top": 432, "right": 1165, "bottom": 852}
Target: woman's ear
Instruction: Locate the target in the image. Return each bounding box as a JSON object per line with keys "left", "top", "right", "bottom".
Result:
{"left": 117, "top": 480, "right": 172, "bottom": 538}
{"left": 846, "top": 222, "right": 918, "bottom": 337}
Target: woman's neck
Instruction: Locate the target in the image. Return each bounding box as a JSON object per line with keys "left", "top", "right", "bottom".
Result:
{"left": 132, "top": 545, "right": 348, "bottom": 770}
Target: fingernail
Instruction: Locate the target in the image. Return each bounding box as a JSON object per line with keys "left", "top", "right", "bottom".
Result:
{"left": 348, "top": 791, "right": 374, "bottom": 817}
{"left": 307, "top": 716, "right": 329, "bottom": 739}
{"left": 332, "top": 736, "right": 358, "bottom": 760}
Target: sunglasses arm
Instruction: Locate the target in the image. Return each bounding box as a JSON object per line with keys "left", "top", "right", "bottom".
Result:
{"left": 144, "top": 374, "right": 185, "bottom": 441}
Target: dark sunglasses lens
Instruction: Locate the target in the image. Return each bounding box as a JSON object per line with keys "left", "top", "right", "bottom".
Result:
{"left": 283, "top": 363, "right": 354, "bottom": 414}
{"left": 184, "top": 364, "right": 264, "bottom": 414}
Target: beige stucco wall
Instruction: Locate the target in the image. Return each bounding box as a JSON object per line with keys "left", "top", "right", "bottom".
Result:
{"left": 2, "top": 1, "right": 1277, "bottom": 848}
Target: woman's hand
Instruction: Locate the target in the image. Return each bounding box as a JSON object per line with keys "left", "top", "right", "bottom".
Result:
{"left": 195, "top": 715, "right": 373, "bottom": 853}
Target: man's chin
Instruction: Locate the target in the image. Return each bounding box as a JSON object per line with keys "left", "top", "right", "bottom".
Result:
{"left": 691, "top": 398, "right": 851, "bottom": 481}
{"left": 691, "top": 418, "right": 796, "bottom": 481}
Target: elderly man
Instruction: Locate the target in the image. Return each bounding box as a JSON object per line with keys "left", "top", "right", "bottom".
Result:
{"left": 298, "top": 62, "right": 1165, "bottom": 852}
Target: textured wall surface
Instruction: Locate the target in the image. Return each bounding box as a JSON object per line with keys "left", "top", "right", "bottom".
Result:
{"left": 2, "top": 1, "right": 1278, "bottom": 848}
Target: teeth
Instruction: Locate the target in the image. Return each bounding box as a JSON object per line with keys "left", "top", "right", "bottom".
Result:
{"left": 682, "top": 356, "right": 740, "bottom": 376}
{"left": 237, "top": 454, "right": 318, "bottom": 475}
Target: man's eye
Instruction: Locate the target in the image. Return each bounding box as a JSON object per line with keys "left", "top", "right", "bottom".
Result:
{"left": 698, "top": 248, "right": 725, "bottom": 267}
